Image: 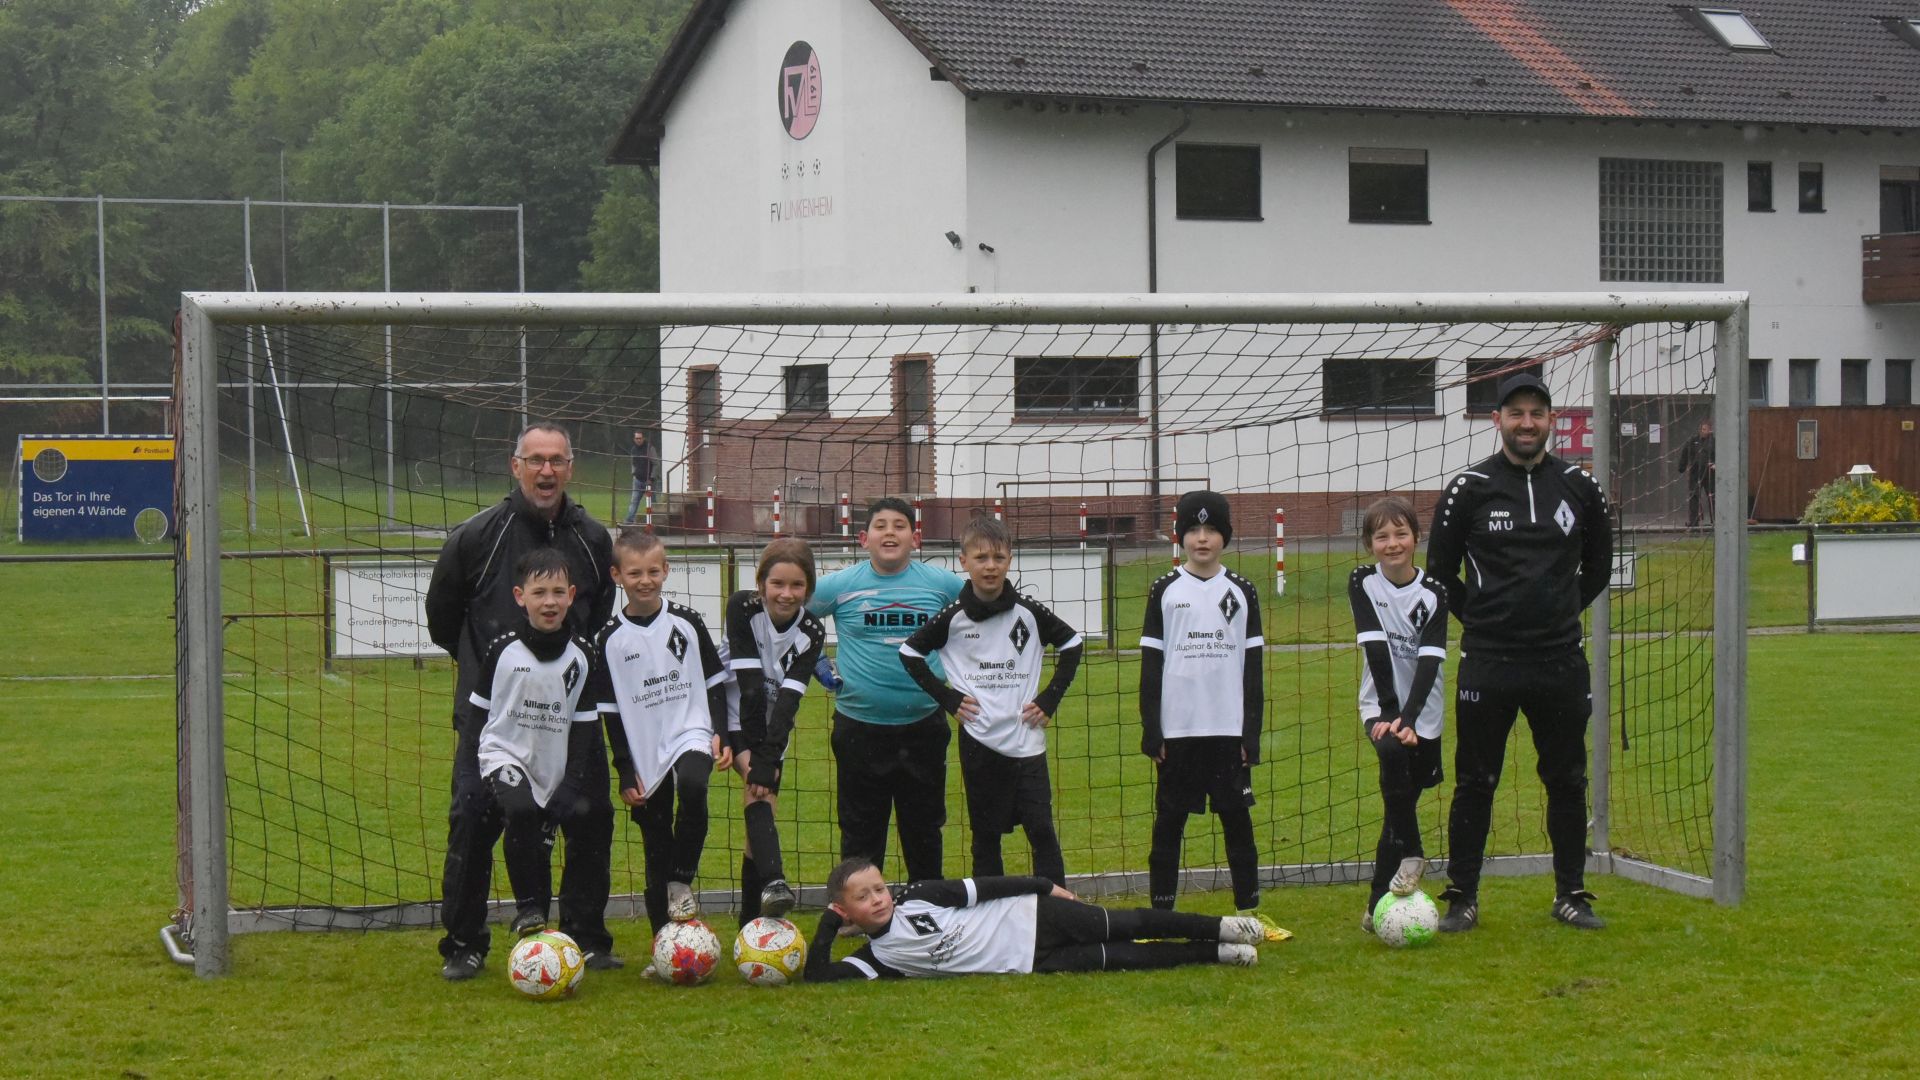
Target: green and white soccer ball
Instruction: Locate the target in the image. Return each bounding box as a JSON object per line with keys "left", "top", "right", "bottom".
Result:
{"left": 733, "top": 916, "right": 808, "bottom": 985}
{"left": 507, "top": 930, "right": 586, "bottom": 999}
{"left": 1373, "top": 890, "right": 1440, "bottom": 948}
{"left": 652, "top": 919, "right": 723, "bottom": 985}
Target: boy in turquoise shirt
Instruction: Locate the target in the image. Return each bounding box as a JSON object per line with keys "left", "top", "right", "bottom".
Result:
{"left": 808, "top": 497, "right": 963, "bottom": 881}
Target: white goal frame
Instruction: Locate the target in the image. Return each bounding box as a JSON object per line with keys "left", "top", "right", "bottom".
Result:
{"left": 175, "top": 291, "right": 1750, "bottom": 977}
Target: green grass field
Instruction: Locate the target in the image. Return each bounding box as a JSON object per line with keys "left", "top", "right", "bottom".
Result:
{"left": 0, "top": 541, "right": 1914, "bottom": 1075}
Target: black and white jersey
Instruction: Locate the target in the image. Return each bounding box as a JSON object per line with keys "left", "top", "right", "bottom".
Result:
{"left": 723, "top": 590, "right": 826, "bottom": 768}
{"left": 590, "top": 603, "right": 728, "bottom": 799}
{"left": 899, "top": 584, "right": 1083, "bottom": 759}
{"left": 1139, "top": 566, "right": 1265, "bottom": 761}
{"left": 1348, "top": 565, "right": 1449, "bottom": 739}
{"left": 469, "top": 626, "right": 597, "bottom": 808}
{"left": 805, "top": 877, "right": 1054, "bottom": 980}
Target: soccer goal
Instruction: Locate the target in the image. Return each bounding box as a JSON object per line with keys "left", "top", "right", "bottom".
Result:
{"left": 173, "top": 292, "right": 1749, "bottom": 977}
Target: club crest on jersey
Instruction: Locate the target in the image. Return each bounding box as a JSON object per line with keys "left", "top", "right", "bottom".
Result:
{"left": 563, "top": 658, "right": 582, "bottom": 694}
{"left": 498, "top": 764, "right": 523, "bottom": 787}
{"left": 1008, "top": 618, "right": 1031, "bottom": 654}
{"left": 1410, "top": 600, "right": 1430, "bottom": 630}
{"left": 667, "top": 627, "right": 689, "bottom": 663}
{"left": 1218, "top": 590, "right": 1241, "bottom": 623}
{"left": 906, "top": 913, "right": 941, "bottom": 935}
{"left": 1554, "top": 500, "right": 1575, "bottom": 536}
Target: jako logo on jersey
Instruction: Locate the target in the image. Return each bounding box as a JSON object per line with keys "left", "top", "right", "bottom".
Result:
{"left": 1008, "top": 619, "right": 1030, "bottom": 653}
{"left": 1218, "top": 591, "right": 1241, "bottom": 622}
{"left": 1554, "top": 500, "right": 1575, "bottom": 535}
{"left": 512, "top": 666, "right": 531, "bottom": 673}
{"left": 667, "top": 628, "right": 689, "bottom": 662}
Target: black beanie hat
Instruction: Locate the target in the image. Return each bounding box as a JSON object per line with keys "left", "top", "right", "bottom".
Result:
{"left": 1175, "top": 490, "right": 1233, "bottom": 545}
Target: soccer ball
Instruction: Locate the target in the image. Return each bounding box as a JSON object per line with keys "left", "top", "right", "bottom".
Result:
{"left": 1372, "top": 891, "right": 1440, "bottom": 948}
{"left": 733, "top": 917, "right": 808, "bottom": 986}
{"left": 507, "top": 930, "right": 585, "bottom": 999}
{"left": 652, "top": 919, "right": 723, "bottom": 985}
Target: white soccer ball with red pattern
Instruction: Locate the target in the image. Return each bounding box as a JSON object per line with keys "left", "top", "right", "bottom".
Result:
{"left": 507, "top": 930, "right": 585, "bottom": 999}
{"left": 733, "top": 917, "right": 808, "bottom": 985}
{"left": 652, "top": 919, "right": 722, "bottom": 985}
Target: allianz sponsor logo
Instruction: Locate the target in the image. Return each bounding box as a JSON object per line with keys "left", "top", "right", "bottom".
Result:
{"left": 520, "top": 698, "right": 561, "bottom": 713}
{"left": 642, "top": 669, "right": 681, "bottom": 687}
{"left": 1186, "top": 629, "right": 1226, "bottom": 640}
{"left": 976, "top": 658, "right": 1018, "bottom": 671}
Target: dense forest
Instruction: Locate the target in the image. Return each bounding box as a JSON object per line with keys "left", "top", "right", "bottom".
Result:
{"left": 0, "top": 0, "right": 688, "bottom": 435}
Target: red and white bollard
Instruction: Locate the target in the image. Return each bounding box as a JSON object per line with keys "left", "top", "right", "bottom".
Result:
{"left": 993, "top": 496, "right": 1003, "bottom": 522}
{"left": 839, "top": 492, "right": 851, "bottom": 538}
{"left": 912, "top": 498, "right": 924, "bottom": 550}
{"left": 1274, "top": 508, "right": 1287, "bottom": 597}
{"left": 643, "top": 485, "right": 654, "bottom": 534}
{"left": 772, "top": 488, "right": 783, "bottom": 538}
{"left": 1077, "top": 502, "right": 1088, "bottom": 549}
{"left": 1170, "top": 506, "right": 1180, "bottom": 567}
{"left": 705, "top": 485, "right": 717, "bottom": 545}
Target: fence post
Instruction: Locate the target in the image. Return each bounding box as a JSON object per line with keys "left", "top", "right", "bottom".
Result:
{"left": 1078, "top": 502, "right": 1088, "bottom": 549}
{"left": 840, "top": 492, "right": 850, "bottom": 537}
{"left": 772, "top": 488, "right": 783, "bottom": 537}
{"left": 1274, "top": 508, "right": 1286, "bottom": 597}
{"left": 706, "top": 485, "right": 716, "bottom": 545}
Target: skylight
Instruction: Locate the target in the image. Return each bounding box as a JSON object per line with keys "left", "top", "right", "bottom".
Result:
{"left": 1695, "top": 9, "right": 1772, "bottom": 51}
{"left": 1886, "top": 17, "right": 1920, "bottom": 51}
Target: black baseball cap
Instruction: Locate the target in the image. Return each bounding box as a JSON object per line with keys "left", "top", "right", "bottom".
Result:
{"left": 1495, "top": 372, "right": 1552, "bottom": 408}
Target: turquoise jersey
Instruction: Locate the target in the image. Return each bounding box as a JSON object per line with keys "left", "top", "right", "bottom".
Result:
{"left": 808, "top": 559, "right": 963, "bottom": 724}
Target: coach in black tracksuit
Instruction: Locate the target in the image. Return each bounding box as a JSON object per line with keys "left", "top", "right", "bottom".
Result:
{"left": 1425, "top": 374, "right": 1612, "bottom": 932}
{"left": 424, "top": 424, "right": 619, "bottom": 978}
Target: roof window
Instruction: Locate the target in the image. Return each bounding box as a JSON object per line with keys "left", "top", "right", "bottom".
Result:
{"left": 1886, "top": 17, "right": 1920, "bottom": 50}
{"left": 1692, "top": 9, "right": 1772, "bottom": 51}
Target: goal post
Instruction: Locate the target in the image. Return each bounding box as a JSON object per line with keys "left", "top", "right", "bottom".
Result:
{"left": 173, "top": 290, "right": 1748, "bottom": 976}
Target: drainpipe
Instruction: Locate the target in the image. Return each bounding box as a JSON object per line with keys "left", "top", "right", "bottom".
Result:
{"left": 1145, "top": 109, "right": 1191, "bottom": 515}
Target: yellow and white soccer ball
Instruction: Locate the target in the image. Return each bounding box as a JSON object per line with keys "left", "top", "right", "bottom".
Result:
{"left": 652, "top": 919, "right": 722, "bottom": 985}
{"left": 508, "top": 930, "right": 586, "bottom": 999}
{"left": 733, "top": 917, "right": 808, "bottom": 985}
{"left": 1372, "top": 891, "right": 1440, "bottom": 948}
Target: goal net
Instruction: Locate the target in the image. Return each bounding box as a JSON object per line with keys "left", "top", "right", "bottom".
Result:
{"left": 173, "top": 293, "right": 1748, "bottom": 975}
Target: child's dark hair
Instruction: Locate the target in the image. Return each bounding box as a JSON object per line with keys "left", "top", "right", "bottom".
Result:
{"left": 756, "top": 537, "right": 817, "bottom": 596}
{"left": 959, "top": 513, "right": 1010, "bottom": 553}
{"left": 614, "top": 526, "right": 666, "bottom": 562}
{"left": 514, "top": 546, "right": 572, "bottom": 587}
{"left": 826, "top": 856, "right": 878, "bottom": 902}
{"left": 1361, "top": 496, "right": 1420, "bottom": 543}
{"left": 866, "top": 496, "right": 914, "bottom": 528}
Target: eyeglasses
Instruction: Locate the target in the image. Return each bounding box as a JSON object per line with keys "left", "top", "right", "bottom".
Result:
{"left": 515, "top": 455, "right": 574, "bottom": 471}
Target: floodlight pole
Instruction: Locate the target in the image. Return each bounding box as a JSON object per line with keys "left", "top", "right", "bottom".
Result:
{"left": 98, "top": 194, "right": 110, "bottom": 433}
{"left": 178, "top": 296, "right": 230, "bottom": 975}
{"left": 1588, "top": 333, "right": 1615, "bottom": 861}
{"left": 1712, "top": 304, "right": 1751, "bottom": 905}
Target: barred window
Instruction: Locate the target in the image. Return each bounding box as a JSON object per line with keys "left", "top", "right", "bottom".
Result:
{"left": 1598, "top": 158, "right": 1724, "bottom": 283}
{"left": 1014, "top": 357, "right": 1140, "bottom": 416}
{"left": 1322, "top": 358, "right": 1436, "bottom": 415}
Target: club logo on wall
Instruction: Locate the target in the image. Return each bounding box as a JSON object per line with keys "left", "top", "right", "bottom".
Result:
{"left": 779, "top": 41, "right": 823, "bottom": 139}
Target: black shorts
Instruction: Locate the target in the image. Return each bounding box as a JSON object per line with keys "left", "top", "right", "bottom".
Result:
{"left": 1156, "top": 736, "right": 1254, "bottom": 816}
{"left": 958, "top": 729, "right": 1052, "bottom": 836}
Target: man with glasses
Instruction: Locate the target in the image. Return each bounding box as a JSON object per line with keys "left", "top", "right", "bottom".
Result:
{"left": 425, "top": 423, "right": 621, "bottom": 979}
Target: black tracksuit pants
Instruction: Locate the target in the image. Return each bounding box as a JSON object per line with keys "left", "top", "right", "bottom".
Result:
{"left": 831, "top": 710, "right": 950, "bottom": 883}
{"left": 1445, "top": 649, "right": 1593, "bottom": 899}
{"left": 439, "top": 722, "right": 614, "bottom": 958}
{"left": 1030, "top": 895, "right": 1225, "bottom": 973}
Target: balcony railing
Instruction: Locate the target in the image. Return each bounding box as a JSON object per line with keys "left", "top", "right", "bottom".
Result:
{"left": 1863, "top": 232, "right": 1920, "bottom": 304}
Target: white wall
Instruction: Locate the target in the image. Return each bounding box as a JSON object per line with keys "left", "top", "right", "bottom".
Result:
{"left": 656, "top": 0, "right": 970, "bottom": 294}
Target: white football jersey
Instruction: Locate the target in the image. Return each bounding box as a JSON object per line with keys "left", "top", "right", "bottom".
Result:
{"left": 857, "top": 880, "right": 1040, "bottom": 977}
{"left": 469, "top": 630, "right": 597, "bottom": 808}
{"left": 591, "top": 603, "right": 728, "bottom": 798}
{"left": 901, "top": 588, "right": 1082, "bottom": 758}
{"left": 1139, "top": 566, "right": 1264, "bottom": 741}
{"left": 1349, "top": 565, "right": 1449, "bottom": 739}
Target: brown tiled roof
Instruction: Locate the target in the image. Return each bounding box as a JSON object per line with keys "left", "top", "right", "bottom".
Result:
{"left": 610, "top": 0, "right": 1920, "bottom": 165}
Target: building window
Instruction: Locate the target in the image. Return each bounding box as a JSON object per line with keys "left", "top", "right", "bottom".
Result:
{"left": 1013, "top": 357, "right": 1140, "bottom": 417}
{"left": 1692, "top": 8, "right": 1772, "bottom": 51}
{"left": 1323, "top": 358, "right": 1437, "bottom": 415}
{"left": 690, "top": 367, "right": 721, "bottom": 429}
{"left": 1349, "top": 148, "right": 1429, "bottom": 224}
{"left": 784, "top": 364, "right": 830, "bottom": 412}
{"left": 1841, "top": 359, "right": 1870, "bottom": 405}
{"left": 1888, "top": 359, "right": 1914, "bottom": 406}
{"left": 1599, "top": 158, "right": 1724, "bottom": 282}
{"left": 1799, "top": 162, "right": 1824, "bottom": 212}
{"left": 1748, "top": 162, "right": 1773, "bottom": 211}
{"left": 1175, "top": 144, "right": 1261, "bottom": 220}
{"left": 1464, "top": 358, "right": 1545, "bottom": 413}
{"left": 1882, "top": 166, "right": 1920, "bottom": 234}
{"left": 1789, "top": 358, "right": 1818, "bottom": 406}
{"left": 1748, "top": 357, "right": 1771, "bottom": 406}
